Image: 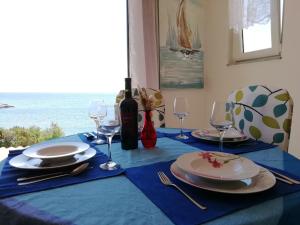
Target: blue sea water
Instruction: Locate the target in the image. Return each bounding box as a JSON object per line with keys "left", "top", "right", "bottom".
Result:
{"left": 0, "top": 93, "right": 117, "bottom": 135}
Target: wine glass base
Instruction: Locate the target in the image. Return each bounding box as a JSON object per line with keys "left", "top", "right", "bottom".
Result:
{"left": 99, "top": 161, "right": 119, "bottom": 170}
{"left": 176, "top": 134, "right": 189, "bottom": 140}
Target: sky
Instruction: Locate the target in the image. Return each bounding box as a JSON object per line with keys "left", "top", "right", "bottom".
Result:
{"left": 0, "top": 0, "right": 127, "bottom": 93}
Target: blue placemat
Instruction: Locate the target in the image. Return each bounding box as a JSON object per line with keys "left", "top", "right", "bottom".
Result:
{"left": 125, "top": 160, "right": 300, "bottom": 225}
{"left": 159, "top": 131, "right": 275, "bottom": 154}
{"left": 0, "top": 149, "right": 124, "bottom": 199}
{"left": 79, "top": 131, "right": 272, "bottom": 155}
{"left": 78, "top": 132, "right": 166, "bottom": 146}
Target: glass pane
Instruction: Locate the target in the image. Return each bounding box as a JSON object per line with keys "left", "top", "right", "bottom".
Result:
{"left": 0, "top": 0, "right": 128, "bottom": 137}
{"left": 0, "top": 0, "right": 127, "bottom": 93}
{"left": 242, "top": 21, "right": 272, "bottom": 53}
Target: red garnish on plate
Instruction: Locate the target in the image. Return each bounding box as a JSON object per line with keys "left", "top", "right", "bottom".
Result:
{"left": 199, "top": 152, "right": 223, "bottom": 168}
{"left": 212, "top": 159, "right": 222, "bottom": 168}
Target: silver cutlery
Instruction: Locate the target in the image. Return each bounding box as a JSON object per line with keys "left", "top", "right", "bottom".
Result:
{"left": 275, "top": 176, "right": 293, "bottom": 185}
{"left": 270, "top": 169, "right": 300, "bottom": 185}
{"left": 17, "top": 171, "right": 64, "bottom": 182}
{"left": 157, "top": 171, "right": 207, "bottom": 210}
{"left": 17, "top": 164, "right": 94, "bottom": 182}
{"left": 18, "top": 163, "right": 89, "bottom": 185}
{"left": 258, "top": 164, "right": 300, "bottom": 185}
{"left": 82, "top": 133, "right": 90, "bottom": 138}
{"left": 83, "top": 133, "right": 96, "bottom": 140}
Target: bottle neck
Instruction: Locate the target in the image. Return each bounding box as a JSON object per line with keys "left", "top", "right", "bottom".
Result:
{"left": 125, "top": 89, "right": 132, "bottom": 98}
{"left": 124, "top": 78, "right": 132, "bottom": 99}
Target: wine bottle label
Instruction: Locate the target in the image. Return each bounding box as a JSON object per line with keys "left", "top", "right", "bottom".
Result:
{"left": 121, "top": 113, "right": 137, "bottom": 128}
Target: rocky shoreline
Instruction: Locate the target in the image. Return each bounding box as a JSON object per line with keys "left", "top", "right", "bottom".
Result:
{"left": 0, "top": 103, "right": 14, "bottom": 109}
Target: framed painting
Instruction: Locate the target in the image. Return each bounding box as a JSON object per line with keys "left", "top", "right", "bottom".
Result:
{"left": 158, "top": 0, "right": 204, "bottom": 89}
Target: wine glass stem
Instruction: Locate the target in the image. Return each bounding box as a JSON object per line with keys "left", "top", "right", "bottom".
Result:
{"left": 219, "top": 130, "right": 225, "bottom": 152}
{"left": 179, "top": 117, "right": 184, "bottom": 137}
{"left": 96, "top": 128, "right": 100, "bottom": 140}
{"left": 107, "top": 136, "right": 113, "bottom": 162}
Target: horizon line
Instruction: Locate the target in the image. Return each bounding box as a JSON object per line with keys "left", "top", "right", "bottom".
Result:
{"left": 0, "top": 91, "right": 118, "bottom": 94}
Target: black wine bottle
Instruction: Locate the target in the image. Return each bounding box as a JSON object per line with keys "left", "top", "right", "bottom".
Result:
{"left": 120, "top": 78, "right": 138, "bottom": 150}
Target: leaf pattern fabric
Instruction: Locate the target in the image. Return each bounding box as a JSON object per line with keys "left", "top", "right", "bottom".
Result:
{"left": 249, "top": 126, "right": 262, "bottom": 140}
{"left": 252, "top": 95, "right": 269, "bottom": 107}
{"left": 244, "top": 110, "right": 253, "bottom": 122}
{"left": 116, "top": 88, "right": 166, "bottom": 129}
{"left": 262, "top": 116, "right": 280, "bottom": 129}
{"left": 273, "top": 104, "right": 287, "bottom": 118}
{"left": 228, "top": 85, "right": 293, "bottom": 151}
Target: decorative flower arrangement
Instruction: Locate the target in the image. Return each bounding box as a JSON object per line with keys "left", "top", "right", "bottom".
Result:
{"left": 138, "top": 87, "right": 157, "bottom": 111}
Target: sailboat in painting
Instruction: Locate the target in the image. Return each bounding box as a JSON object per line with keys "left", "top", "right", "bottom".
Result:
{"left": 159, "top": 0, "right": 204, "bottom": 89}
{"left": 165, "top": 0, "right": 201, "bottom": 56}
{"left": 177, "top": 0, "right": 201, "bottom": 55}
{"left": 166, "top": 14, "right": 178, "bottom": 51}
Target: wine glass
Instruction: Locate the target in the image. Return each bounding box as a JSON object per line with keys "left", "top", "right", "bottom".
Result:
{"left": 210, "top": 101, "right": 234, "bottom": 152}
{"left": 173, "top": 97, "right": 189, "bottom": 139}
{"left": 88, "top": 100, "right": 107, "bottom": 144}
{"left": 98, "top": 105, "right": 121, "bottom": 170}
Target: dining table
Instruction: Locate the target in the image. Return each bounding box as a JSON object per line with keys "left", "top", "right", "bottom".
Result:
{"left": 1, "top": 128, "right": 300, "bottom": 225}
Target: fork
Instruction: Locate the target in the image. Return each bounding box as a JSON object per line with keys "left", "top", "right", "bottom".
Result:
{"left": 157, "top": 171, "right": 207, "bottom": 210}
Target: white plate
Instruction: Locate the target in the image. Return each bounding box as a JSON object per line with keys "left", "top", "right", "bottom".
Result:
{"left": 23, "top": 142, "right": 90, "bottom": 160}
{"left": 176, "top": 151, "right": 260, "bottom": 181}
{"left": 9, "top": 148, "right": 96, "bottom": 170}
{"left": 191, "top": 129, "right": 249, "bottom": 143}
{"left": 171, "top": 162, "right": 276, "bottom": 194}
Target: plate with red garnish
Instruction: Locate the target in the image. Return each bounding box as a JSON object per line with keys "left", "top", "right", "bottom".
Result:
{"left": 170, "top": 161, "right": 276, "bottom": 194}
{"left": 175, "top": 151, "right": 260, "bottom": 181}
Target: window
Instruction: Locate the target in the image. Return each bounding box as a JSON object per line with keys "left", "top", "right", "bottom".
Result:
{"left": 0, "top": 0, "right": 127, "bottom": 93}
{"left": 0, "top": 0, "right": 128, "bottom": 138}
{"left": 230, "top": 0, "right": 284, "bottom": 63}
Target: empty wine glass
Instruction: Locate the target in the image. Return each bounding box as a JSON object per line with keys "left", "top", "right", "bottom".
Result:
{"left": 173, "top": 97, "right": 189, "bottom": 139}
{"left": 210, "top": 101, "right": 234, "bottom": 152}
{"left": 88, "top": 100, "right": 107, "bottom": 144}
{"left": 98, "top": 106, "right": 120, "bottom": 170}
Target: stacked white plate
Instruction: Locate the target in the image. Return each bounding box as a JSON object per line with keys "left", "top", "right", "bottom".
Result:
{"left": 171, "top": 151, "right": 276, "bottom": 194}
{"left": 191, "top": 128, "right": 249, "bottom": 143}
{"left": 9, "top": 142, "right": 96, "bottom": 170}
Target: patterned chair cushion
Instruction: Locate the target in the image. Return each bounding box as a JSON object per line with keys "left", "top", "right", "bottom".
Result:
{"left": 228, "top": 85, "right": 293, "bottom": 151}
{"left": 116, "top": 88, "right": 165, "bottom": 128}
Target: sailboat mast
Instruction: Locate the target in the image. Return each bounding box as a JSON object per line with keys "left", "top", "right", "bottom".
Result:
{"left": 176, "top": 0, "right": 192, "bottom": 50}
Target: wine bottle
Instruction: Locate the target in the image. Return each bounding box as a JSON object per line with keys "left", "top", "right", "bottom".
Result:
{"left": 120, "top": 78, "right": 138, "bottom": 150}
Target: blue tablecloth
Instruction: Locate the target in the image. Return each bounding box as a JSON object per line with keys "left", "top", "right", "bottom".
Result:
{"left": 0, "top": 129, "right": 300, "bottom": 225}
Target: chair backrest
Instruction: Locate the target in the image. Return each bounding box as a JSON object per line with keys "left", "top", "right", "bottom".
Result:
{"left": 228, "top": 85, "right": 293, "bottom": 151}
{"left": 116, "top": 88, "right": 165, "bottom": 128}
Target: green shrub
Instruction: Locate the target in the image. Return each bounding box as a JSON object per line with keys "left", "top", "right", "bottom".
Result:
{"left": 0, "top": 123, "right": 64, "bottom": 147}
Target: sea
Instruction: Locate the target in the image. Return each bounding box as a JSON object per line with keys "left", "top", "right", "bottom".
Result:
{"left": 159, "top": 47, "right": 204, "bottom": 89}
{"left": 0, "top": 93, "right": 117, "bottom": 135}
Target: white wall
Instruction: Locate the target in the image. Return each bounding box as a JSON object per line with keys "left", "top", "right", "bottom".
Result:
{"left": 162, "top": 0, "right": 300, "bottom": 158}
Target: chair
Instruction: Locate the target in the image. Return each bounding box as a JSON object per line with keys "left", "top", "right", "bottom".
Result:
{"left": 227, "top": 85, "right": 293, "bottom": 151}
{"left": 116, "top": 88, "right": 166, "bottom": 129}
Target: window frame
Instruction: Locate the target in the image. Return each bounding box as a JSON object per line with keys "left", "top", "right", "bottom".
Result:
{"left": 230, "top": 0, "right": 282, "bottom": 63}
